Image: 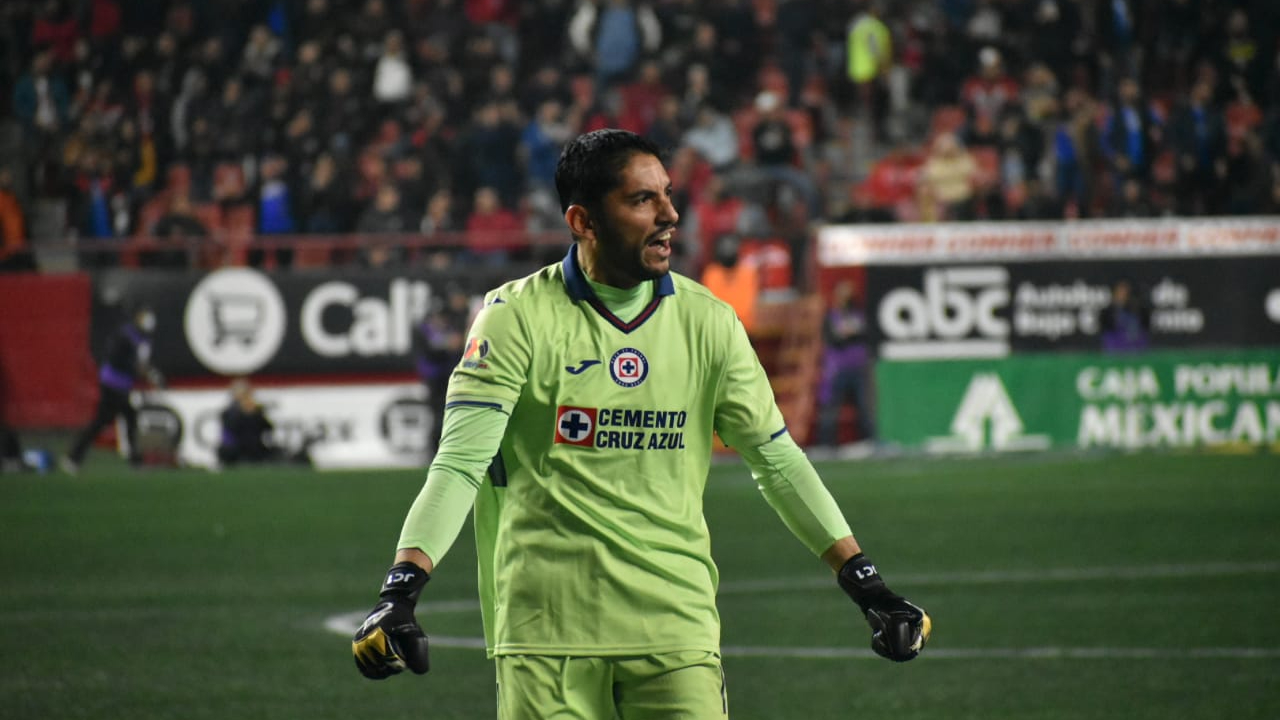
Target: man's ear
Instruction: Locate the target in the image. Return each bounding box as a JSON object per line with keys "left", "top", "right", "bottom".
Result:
{"left": 565, "top": 204, "right": 595, "bottom": 240}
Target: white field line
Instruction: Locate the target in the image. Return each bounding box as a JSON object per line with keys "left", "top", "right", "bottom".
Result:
{"left": 718, "top": 560, "right": 1280, "bottom": 594}
{"left": 326, "top": 561, "right": 1280, "bottom": 660}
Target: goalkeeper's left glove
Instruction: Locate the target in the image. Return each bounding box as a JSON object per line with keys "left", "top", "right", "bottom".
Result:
{"left": 838, "top": 553, "right": 931, "bottom": 662}
{"left": 352, "top": 562, "right": 431, "bottom": 679}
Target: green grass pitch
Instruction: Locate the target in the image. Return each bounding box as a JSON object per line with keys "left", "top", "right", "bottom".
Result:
{"left": 2, "top": 451, "right": 1278, "bottom": 719}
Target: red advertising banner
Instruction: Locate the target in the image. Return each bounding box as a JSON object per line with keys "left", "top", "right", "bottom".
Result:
{"left": 0, "top": 274, "right": 96, "bottom": 427}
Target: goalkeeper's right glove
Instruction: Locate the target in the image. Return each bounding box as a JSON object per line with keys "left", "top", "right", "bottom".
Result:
{"left": 837, "top": 553, "right": 931, "bottom": 662}
{"left": 352, "top": 562, "right": 431, "bottom": 679}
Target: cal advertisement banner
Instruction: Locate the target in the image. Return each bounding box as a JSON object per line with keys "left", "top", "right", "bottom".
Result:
{"left": 876, "top": 348, "right": 1280, "bottom": 452}
{"left": 89, "top": 265, "right": 518, "bottom": 377}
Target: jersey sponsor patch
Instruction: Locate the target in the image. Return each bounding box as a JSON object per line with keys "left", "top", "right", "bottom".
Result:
{"left": 555, "top": 406, "right": 597, "bottom": 446}
{"left": 461, "top": 337, "right": 490, "bottom": 369}
{"left": 553, "top": 405, "right": 688, "bottom": 450}
{"left": 609, "top": 348, "right": 649, "bottom": 388}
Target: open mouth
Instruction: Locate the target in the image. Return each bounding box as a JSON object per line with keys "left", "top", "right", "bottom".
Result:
{"left": 648, "top": 229, "right": 675, "bottom": 250}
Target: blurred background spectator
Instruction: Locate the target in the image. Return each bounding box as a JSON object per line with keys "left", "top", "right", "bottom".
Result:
{"left": 0, "top": 0, "right": 1276, "bottom": 278}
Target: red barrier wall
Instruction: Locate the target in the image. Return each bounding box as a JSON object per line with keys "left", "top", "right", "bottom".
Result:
{"left": 0, "top": 274, "right": 97, "bottom": 428}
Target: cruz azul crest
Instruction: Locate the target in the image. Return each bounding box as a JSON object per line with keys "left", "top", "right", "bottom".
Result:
{"left": 609, "top": 348, "right": 648, "bottom": 388}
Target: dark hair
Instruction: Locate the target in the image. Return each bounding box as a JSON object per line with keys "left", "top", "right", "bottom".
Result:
{"left": 554, "top": 129, "right": 662, "bottom": 214}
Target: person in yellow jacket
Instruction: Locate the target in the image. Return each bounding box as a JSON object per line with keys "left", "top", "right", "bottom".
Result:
{"left": 847, "top": 2, "right": 892, "bottom": 141}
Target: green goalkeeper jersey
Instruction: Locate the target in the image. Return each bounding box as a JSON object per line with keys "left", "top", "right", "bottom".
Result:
{"left": 447, "top": 247, "right": 786, "bottom": 657}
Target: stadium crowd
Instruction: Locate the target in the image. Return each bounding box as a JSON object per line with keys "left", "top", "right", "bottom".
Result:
{"left": 2, "top": 0, "right": 1279, "bottom": 275}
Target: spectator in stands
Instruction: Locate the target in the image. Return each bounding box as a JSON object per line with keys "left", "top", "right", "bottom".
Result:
{"left": 1027, "top": 0, "right": 1083, "bottom": 85}
{"left": 0, "top": 169, "right": 33, "bottom": 273}
{"left": 464, "top": 185, "right": 523, "bottom": 262}
{"left": 709, "top": 0, "right": 760, "bottom": 86}
{"left": 71, "top": 148, "right": 122, "bottom": 242}
{"left": 298, "top": 153, "right": 351, "bottom": 233}
{"left": 683, "top": 21, "right": 733, "bottom": 95}
{"left": 257, "top": 154, "right": 294, "bottom": 235}
{"left": 252, "top": 154, "right": 295, "bottom": 268}
{"left": 1223, "top": 131, "right": 1270, "bottom": 216}
{"left": 919, "top": 131, "right": 978, "bottom": 221}
{"left": 1102, "top": 77, "right": 1164, "bottom": 185}
{"left": 817, "top": 278, "right": 874, "bottom": 448}
{"left": 682, "top": 104, "right": 739, "bottom": 172}
{"left": 845, "top": 0, "right": 892, "bottom": 142}
{"left": 775, "top": 0, "right": 819, "bottom": 109}
{"left": 373, "top": 30, "right": 414, "bottom": 106}
{"left": 1098, "top": 279, "right": 1149, "bottom": 353}
{"left": 1053, "top": 90, "right": 1103, "bottom": 217}
{"left": 320, "top": 67, "right": 367, "bottom": 154}
{"left": 750, "top": 91, "right": 819, "bottom": 216}
{"left": 521, "top": 99, "right": 573, "bottom": 193}
{"left": 1108, "top": 177, "right": 1156, "bottom": 218}
{"left": 12, "top": 49, "right": 70, "bottom": 150}
{"left": 568, "top": 0, "right": 662, "bottom": 90}
{"left": 1017, "top": 177, "right": 1065, "bottom": 220}
{"left": 240, "top": 24, "right": 282, "bottom": 88}
{"left": 1219, "top": 8, "right": 1267, "bottom": 102}
{"left": 147, "top": 191, "right": 207, "bottom": 268}
{"left": 458, "top": 99, "right": 522, "bottom": 206}
{"left": 996, "top": 109, "right": 1044, "bottom": 205}
{"left": 290, "top": 41, "right": 330, "bottom": 106}
{"left": 357, "top": 182, "right": 411, "bottom": 235}
{"left": 208, "top": 77, "right": 257, "bottom": 163}
{"left": 217, "top": 378, "right": 312, "bottom": 467}
{"left": 62, "top": 304, "right": 165, "bottom": 473}
{"left": 1020, "top": 62, "right": 1061, "bottom": 127}
{"left": 32, "top": 0, "right": 81, "bottom": 64}
{"left": 419, "top": 188, "right": 460, "bottom": 236}
{"left": 645, "top": 95, "right": 685, "bottom": 152}
{"left": 1169, "top": 80, "right": 1228, "bottom": 216}
{"left": 1095, "top": 0, "right": 1140, "bottom": 93}
{"left": 699, "top": 233, "right": 759, "bottom": 332}
{"left": 961, "top": 47, "right": 1019, "bottom": 144}
{"left": 689, "top": 175, "right": 744, "bottom": 269}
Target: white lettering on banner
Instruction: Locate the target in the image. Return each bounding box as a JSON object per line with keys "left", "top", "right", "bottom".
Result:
{"left": 1077, "top": 401, "right": 1280, "bottom": 448}
{"left": 1174, "top": 363, "right": 1280, "bottom": 397}
{"left": 1075, "top": 367, "right": 1161, "bottom": 401}
{"left": 880, "top": 267, "right": 1010, "bottom": 358}
{"left": 926, "top": 374, "right": 1050, "bottom": 453}
{"left": 301, "top": 279, "right": 431, "bottom": 358}
{"left": 1011, "top": 281, "right": 1111, "bottom": 341}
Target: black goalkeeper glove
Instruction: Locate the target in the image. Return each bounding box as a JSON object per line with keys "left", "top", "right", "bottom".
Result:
{"left": 352, "top": 562, "right": 431, "bottom": 679}
{"left": 838, "top": 553, "right": 931, "bottom": 662}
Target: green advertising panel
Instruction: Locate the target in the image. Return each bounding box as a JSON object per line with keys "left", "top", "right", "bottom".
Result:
{"left": 876, "top": 348, "right": 1280, "bottom": 453}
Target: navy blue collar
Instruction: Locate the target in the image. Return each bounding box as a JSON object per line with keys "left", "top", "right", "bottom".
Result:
{"left": 561, "top": 244, "right": 675, "bottom": 333}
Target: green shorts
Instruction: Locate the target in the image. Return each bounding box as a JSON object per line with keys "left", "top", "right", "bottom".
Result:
{"left": 494, "top": 650, "right": 728, "bottom": 720}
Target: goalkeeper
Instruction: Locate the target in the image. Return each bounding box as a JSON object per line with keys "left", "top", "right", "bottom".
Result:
{"left": 353, "top": 129, "right": 930, "bottom": 717}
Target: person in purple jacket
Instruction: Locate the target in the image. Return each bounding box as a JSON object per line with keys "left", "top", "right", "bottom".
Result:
{"left": 817, "top": 279, "right": 875, "bottom": 447}
{"left": 62, "top": 305, "right": 165, "bottom": 473}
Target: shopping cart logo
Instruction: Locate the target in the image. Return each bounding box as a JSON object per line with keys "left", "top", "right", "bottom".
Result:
{"left": 184, "top": 268, "right": 287, "bottom": 374}
{"left": 208, "top": 292, "right": 266, "bottom": 346}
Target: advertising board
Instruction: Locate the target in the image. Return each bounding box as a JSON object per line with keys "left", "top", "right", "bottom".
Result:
{"left": 875, "top": 349, "right": 1280, "bottom": 453}
{"left": 133, "top": 383, "right": 433, "bottom": 469}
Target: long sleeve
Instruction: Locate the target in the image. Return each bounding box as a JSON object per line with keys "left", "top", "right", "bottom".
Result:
{"left": 396, "top": 403, "right": 510, "bottom": 565}
{"left": 738, "top": 432, "right": 853, "bottom": 557}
